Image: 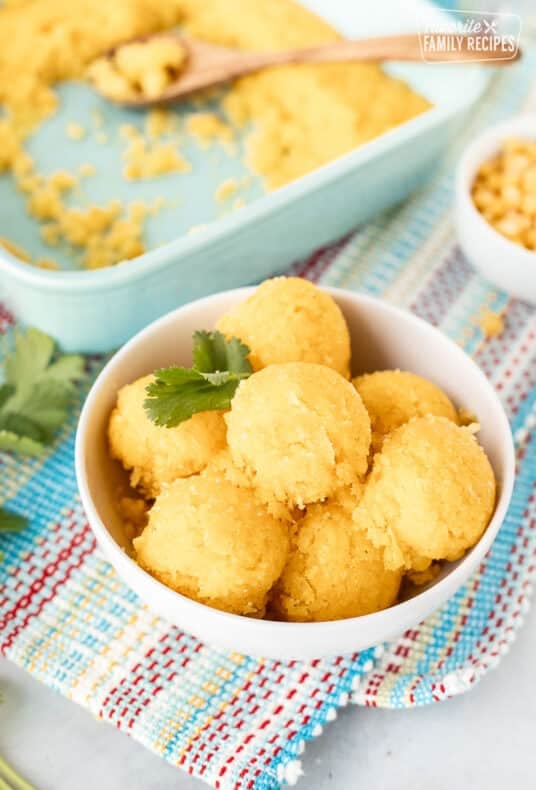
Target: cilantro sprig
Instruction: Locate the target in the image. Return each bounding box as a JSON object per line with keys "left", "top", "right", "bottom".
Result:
{"left": 0, "top": 330, "right": 79, "bottom": 790}
{"left": 0, "top": 328, "right": 84, "bottom": 456}
{"left": 144, "top": 330, "right": 252, "bottom": 428}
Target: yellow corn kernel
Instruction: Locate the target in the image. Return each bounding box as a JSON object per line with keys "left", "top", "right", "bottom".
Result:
{"left": 501, "top": 184, "right": 522, "bottom": 209}
{"left": 472, "top": 187, "right": 495, "bottom": 210}
{"left": 494, "top": 212, "right": 530, "bottom": 239}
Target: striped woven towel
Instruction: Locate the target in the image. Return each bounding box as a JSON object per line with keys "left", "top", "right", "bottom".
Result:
{"left": 1, "top": 55, "right": 535, "bottom": 790}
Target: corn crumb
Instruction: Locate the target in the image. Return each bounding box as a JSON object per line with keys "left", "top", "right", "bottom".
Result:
{"left": 119, "top": 124, "right": 139, "bottom": 141}
{"left": 477, "top": 307, "right": 504, "bottom": 338}
{"left": 149, "top": 196, "right": 168, "bottom": 215}
{"left": 146, "top": 109, "right": 177, "bottom": 139}
{"left": 122, "top": 127, "right": 190, "bottom": 180}
{"left": 79, "top": 163, "right": 96, "bottom": 177}
{"left": 35, "top": 196, "right": 148, "bottom": 270}
{"left": 49, "top": 170, "right": 77, "bottom": 191}
{"left": 186, "top": 113, "right": 234, "bottom": 147}
{"left": 215, "top": 178, "right": 239, "bottom": 202}
{"left": 66, "top": 122, "right": 86, "bottom": 140}
{"left": 36, "top": 257, "right": 59, "bottom": 270}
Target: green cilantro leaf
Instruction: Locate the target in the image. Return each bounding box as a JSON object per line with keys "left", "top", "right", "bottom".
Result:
{"left": 4, "top": 327, "right": 55, "bottom": 386}
{"left": 0, "top": 327, "right": 84, "bottom": 456}
{"left": 144, "top": 330, "right": 252, "bottom": 428}
{"left": 0, "top": 430, "right": 45, "bottom": 456}
{"left": 11, "top": 379, "right": 76, "bottom": 439}
{"left": 0, "top": 384, "right": 14, "bottom": 410}
{"left": 0, "top": 413, "right": 46, "bottom": 442}
{"left": 0, "top": 507, "right": 28, "bottom": 532}
{"left": 144, "top": 367, "right": 241, "bottom": 427}
{"left": 41, "top": 353, "right": 85, "bottom": 383}
{"left": 192, "top": 330, "right": 252, "bottom": 375}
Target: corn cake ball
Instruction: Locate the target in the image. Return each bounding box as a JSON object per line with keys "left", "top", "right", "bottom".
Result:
{"left": 354, "top": 416, "right": 496, "bottom": 572}
{"left": 352, "top": 370, "right": 458, "bottom": 452}
{"left": 271, "top": 498, "right": 402, "bottom": 622}
{"left": 216, "top": 277, "right": 351, "bottom": 377}
{"left": 108, "top": 374, "right": 227, "bottom": 497}
{"left": 225, "top": 362, "right": 371, "bottom": 508}
{"left": 134, "top": 471, "right": 289, "bottom": 616}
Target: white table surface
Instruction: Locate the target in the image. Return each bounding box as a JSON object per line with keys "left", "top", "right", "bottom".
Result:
{"left": 1, "top": 603, "right": 536, "bottom": 790}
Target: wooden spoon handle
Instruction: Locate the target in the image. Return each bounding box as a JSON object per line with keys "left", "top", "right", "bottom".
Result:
{"left": 241, "top": 32, "right": 518, "bottom": 70}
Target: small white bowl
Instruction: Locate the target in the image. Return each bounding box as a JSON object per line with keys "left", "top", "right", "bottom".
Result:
{"left": 75, "top": 287, "right": 515, "bottom": 660}
{"left": 455, "top": 113, "right": 536, "bottom": 304}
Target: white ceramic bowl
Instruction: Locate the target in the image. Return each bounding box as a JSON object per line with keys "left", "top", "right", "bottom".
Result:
{"left": 75, "top": 287, "right": 515, "bottom": 660}
{"left": 455, "top": 113, "right": 536, "bottom": 304}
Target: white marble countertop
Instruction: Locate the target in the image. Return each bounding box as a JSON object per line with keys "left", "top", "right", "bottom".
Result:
{"left": 1, "top": 604, "right": 536, "bottom": 790}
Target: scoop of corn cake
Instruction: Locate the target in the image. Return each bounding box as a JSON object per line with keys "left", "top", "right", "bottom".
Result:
{"left": 352, "top": 370, "right": 458, "bottom": 452}
{"left": 225, "top": 362, "right": 371, "bottom": 509}
{"left": 134, "top": 470, "right": 289, "bottom": 616}
{"left": 108, "top": 374, "right": 227, "bottom": 497}
{"left": 88, "top": 38, "right": 187, "bottom": 101}
{"left": 271, "top": 495, "right": 402, "bottom": 622}
{"left": 354, "top": 416, "right": 496, "bottom": 571}
{"left": 216, "top": 277, "right": 351, "bottom": 378}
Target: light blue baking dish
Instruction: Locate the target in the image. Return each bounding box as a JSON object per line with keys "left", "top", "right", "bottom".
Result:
{"left": 0, "top": 0, "right": 489, "bottom": 352}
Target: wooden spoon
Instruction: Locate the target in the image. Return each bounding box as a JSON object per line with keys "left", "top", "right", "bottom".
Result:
{"left": 95, "top": 32, "right": 521, "bottom": 107}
